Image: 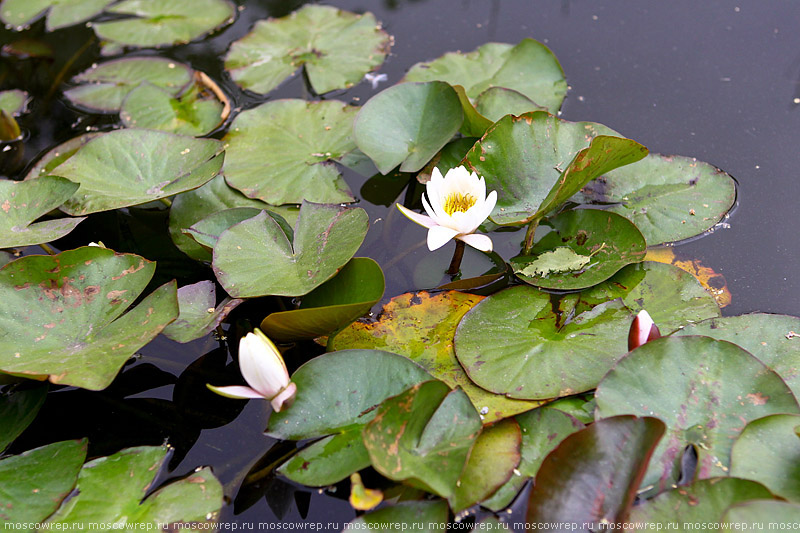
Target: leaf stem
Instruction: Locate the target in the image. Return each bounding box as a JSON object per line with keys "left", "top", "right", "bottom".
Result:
{"left": 38, "top": 243, "right": 56, "bottom": 255}
{"left": 158, "top": 197, "right": 173, "bottom": 208}
{"left": 523, "top": 218, "right": 540, "bottom": 255}
{"left": 447, "top": 240, "right": 466, "bottom": 276}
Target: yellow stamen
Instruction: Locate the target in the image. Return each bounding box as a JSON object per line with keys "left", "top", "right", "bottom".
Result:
{"left": 442, "top": 192, "right": 476, "bottom": 215}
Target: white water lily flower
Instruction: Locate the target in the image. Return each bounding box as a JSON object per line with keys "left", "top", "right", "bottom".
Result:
{"left": 207, "top": 329, "right": 297, "bottom": 413}
{"left": 396, "top": 166, "right": 497, "bottom": 252}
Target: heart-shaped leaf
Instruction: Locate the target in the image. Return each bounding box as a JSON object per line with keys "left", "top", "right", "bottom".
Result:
{"left": 64, "top": 57, "right": 193, "bottom": 113}
{"left": 92, "top": 0, "right": 235, "bottom": 55}
{"left": 224, "top": 5, "right": 390, "bottom": 95}
{"left": 0, "top": 176, "right": 86, "bottom": 247}
{"left": 354, "top": 81, "right": 463, "bottom": 174}
{"left": 46, "top": 446, "right": 223, "bottom": 525}
{"left": 455, "top": 285, "right": 634, "bottom": 400}
{"left": 331, "top": 291, "right": 543, "bottom": 423}
{"left": 261, "top": 257, "right": 384, "bottom": 341}
{"left": 161, "top": 280, "right": 243, "bottom": 344}
{"left": 511, "top": 209, "right": 647, "bottom": 290}
{"left": 0, "top": 0, "right": 115, "bottom": 31}
{"left": 0, "top": 247, "right": 179, "bottom": 390}
{"left": 403, "top": 39, "right": 567, "bottom": 114}
{"left": 526, "top": 416, "right": 665, "bottom": 529}
{"left": 0, "top": 439, "right": 87, "bottom": 524}
{"left": 362, "top": 380, "right": 482, "bottom": 498}
{"left": 595, "top": 336, "right": 800, "bottom": 494}
{"left": 223, "top": 99, "right": 359, "bottom": 205}
{"left": 0, "top": 384, "right": 47, "bottom": 452}
{"left": 50, "top": 129, "right": 225, "bottom": 215}
{"left": 213, "top": 202, "right": 368, "bottom": 298}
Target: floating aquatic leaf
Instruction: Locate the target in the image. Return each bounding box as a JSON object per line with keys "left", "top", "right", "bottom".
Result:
{"left": 645, "top": 247, "right": 731, "bottom": 308}
{"left": 455, "top": 285, "right": 634, "bottom": 400}
{"left": 723, "top": 500, "right": 800, "bottom": 527}
{"left": 0, "top": 439, "right": 87, "bottom": 526}
{"left": 92, "top": 0, "right": 236, "bottom": 55}
{"left": 0, "top": 0, "right": 115, "bottom": 31}
{"left": 224, "top": 5, "right": 390, "bottom": 95}
{"left": 64, "top": 57, "right": 193, "bottom": 113}
{"left": 120, "top": 81, "right": 225, "bottom": 137}
{"left": 0, "top": 176, "right": 86, "bottom": 248}
{"left": 347, "top": 501, "right": 448, "bottom": 533}
{"left": 24, "top": 133, "right": 100, "bottom": 181}
{"left": 0, "top": 247, "right": 179, "bottom": 390}
{"left": 185, "top": 207, "right": 292, "bottom": 255}
{"left": 331, "top": 291, "right": 543, "bottom": 423}
{"left": 161, "top": 280, "right": 243, "bottom": 344}
{"left": 168, "top": 175, "right": 298, "bottom": 262}
{"left": 223, "top": 99, "right": 358, "bottom": 205}
{"left": 50, "top": 128, "right": 224, "bottom": 215}
{"left": 46, "top": 446, "right": 223, "bottom": 525}
{"left": 580, "top": 153, "right": 737, "bottom": 245}
{"left": 0, "top": 384, "right": 47, "bottom": 452}
{"left": 0, "top": 89, "right": 29, "bottom": 115}
{"left": 526, "top": 416, "right": 665, "bottom": 529}
{"left": 362, "top": 380, "right": 482, "bottom": 498}
{"left": 354, "top": 81, "right": 463, "bottom": 174}
{"left": 452, "top": 84, "right": 493, "bottom": 137}
{"left": 213, "top": 202, "right": 368, "bottom": 298}
{"left": 278, "top": 426, "right": 370, "bottom": 487}
{"left": 730, "top": 414, "right": 800, "bottom": 502}
{"left": 595, "top": 336, "right": 800, "bottom": 494}
{"left": 475, "top": 87, "right": 545, "bottom": 121}
{"left": 515, "top": 247, "right": 593, "bottom": 278}
{"left": 403, "top": 39, "right": 567, "bottom": 113}
{"left": 261, "top": 257, "right": 384, "bottom": 341}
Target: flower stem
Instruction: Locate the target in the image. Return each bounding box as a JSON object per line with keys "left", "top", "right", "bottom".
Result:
{"left": 447, "top": 240, "right": 466, "bottom": 276}
{"left": 158, "top": 197, "right": 172, "bottom": 208}
{"left": 523, "top": 218, "right": 540, "bottom": 255}
{"left": 38, "top": 243, "right": 56, "bottom": 256}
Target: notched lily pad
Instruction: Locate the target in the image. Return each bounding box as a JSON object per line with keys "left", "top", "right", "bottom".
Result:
{"left": 184, "top": 207, "right": 292, "bottom": 254}
{"left": 0, "top": 176, "right": 86, "bottom": 248}
{"left": 49, "top": 128, "right": 225, "bottom": 215}
{"left": 223, "top": 99, "right": 359, "bottom": 205}
{"left": 224, "top": 5, "right": 391, "bottom": 95}
{"left": 213, "top": 201, "right": 368, "bottom": 298}
{"left": 0, "top": 247, "right": 179, "bottom": 390}
{"left": 161, "top": 280, "right": 243, "bottom": 344}
{"left": 0, "top": 0, "right": 114, "bottom": 31}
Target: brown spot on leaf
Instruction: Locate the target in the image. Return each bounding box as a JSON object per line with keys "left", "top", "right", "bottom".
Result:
{"left": 745, "top": 393, "right": 769, "bottom": 405}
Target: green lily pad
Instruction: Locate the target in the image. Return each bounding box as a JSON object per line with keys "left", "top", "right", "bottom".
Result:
{"left": 0, "top": 384, "right": 47, "bottom": 452}
{"left": 448, "top": 418, "right": 521, "bottom": 512}
{"left": 455, "top": 285, "right": 634, "bottom": 400}
{"left": 24, "top": 133, "right": 100, "bottom": 181}
{"left": 512, "top": 209, "right": 647, "bottom": 290}
{"left": 362, "top": 380, "right": 482, "bottom": 498}
{"left": 483, "top": 407, "right": 585, "bottom": 511}
{"left": 92, "top": 0, "right": 235, "bottom": 55}
{"left": 347, "top": 501, "right": 449, "bottom": 533}
{"left": 475, "top": 87, "right": 545, "bottom": 121}
{"left": 673, "top": 314, "right": 800, "bottom": 399}
{"left": 0, "top": 439, "right": 87, "bottom": 527}
{"left": 730, "top": 414, "right": 800, "bottom": 501}
{"left": 526, "top": 416, "right": 665, "bottom": 528}
{"left": 185, "top": 207, "right": 292, "bottom": 254}
{"left": 627, "top": 478, "right": 774, "bottom": 529}
{"left": 0, "top": 0, "right": 114, "bottom": 31}
{"left": 724, "top": 500, "right": 800, "bottom": 526}
{"left": 354, "top": 81, "right": 463, "bottom": 174}
{"left": 595, "top": 336, "right": 800, "bottom": 494}
{"left": 120, "top": 82, "right": 224, "bottom": 137}
{"left": 50, "top": 128, "right": 224, "bottom": 215}
{"left": 266, "top": 349, "right": 432, "bottom": 440}
{"left": 168, "top": 175, "right": 298, "bottom": 262}
{"left": 403, "top": 39, "right": 567, "bottom": 114}
{"left": 224, "top": 5, "right": 390, "bottom": 95}
{"left": 452, "top": 84, "right": 493, "bottom": 137}
{"left": 464, "top": 112, "right": 646, "bottom": 225}
{"left": 223, "top": 99, "right": 359, "bottom": 205}
{"left": 213, "top": 202, "right": 368, "bottom": 298}
{"left": 261, "top": 257, "right": 384, "bottom": 341}
{"left": 0, "top": 89, "right": 30, "bottom": 115}
{"left": 0, "top": 247, "right": 179, "bottom": 390}
{"left": 64, "top": 57, "right": 193, "bottom": 113}
{"left": 47, "top": 446, "right": 223, "bottom": 525}
{"left": 580, "top": 153, "right": 737, "bottom": 245}
{"left": 161, "top": 280, "right": 243, "bottom": 344}
{"left": 0, "top": 176, "right": 86, "bottom": 248}
{"left": 278, "top": 425, "right": 370, "bottom": 487}
{"left": 330, "top": 291, "right": 544, "bottom": 423}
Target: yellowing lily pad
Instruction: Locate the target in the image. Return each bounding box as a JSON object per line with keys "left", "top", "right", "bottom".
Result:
{"left": 224, "top": 5, "right": 390, "bottom": 95}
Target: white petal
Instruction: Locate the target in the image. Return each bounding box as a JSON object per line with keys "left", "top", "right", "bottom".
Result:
{"left": 421, "top": 193, "right": 446, "bottom": 225}
{"left": 206, "top": 384, "right": 264, "bottom": 399}
{"left": 475, "top": 175, "right": 487, "bottom": 202}
{"left": 482, "top": 190, "right": 498, "bottom": 220}
{"left": 458, "top": 233, "right": 493, "bottom": 252}
{"left": 397, "top": 203, "right": 436, "bottom": 228}
{"left": 427, "top": 225, "right": 459, "bottom": 250}
{"left": 239, "top": 332, "right": 289, "bottom": 399}
{"left": 271, "top": 382, "right": 298, "bottom": 412}
{"left": 450, "top": 210, "right": 480, "bottom": 234}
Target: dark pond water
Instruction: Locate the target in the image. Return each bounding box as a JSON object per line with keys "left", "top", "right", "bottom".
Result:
{"left": 2, "top": 0, "right": 800, "bottom": 526}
